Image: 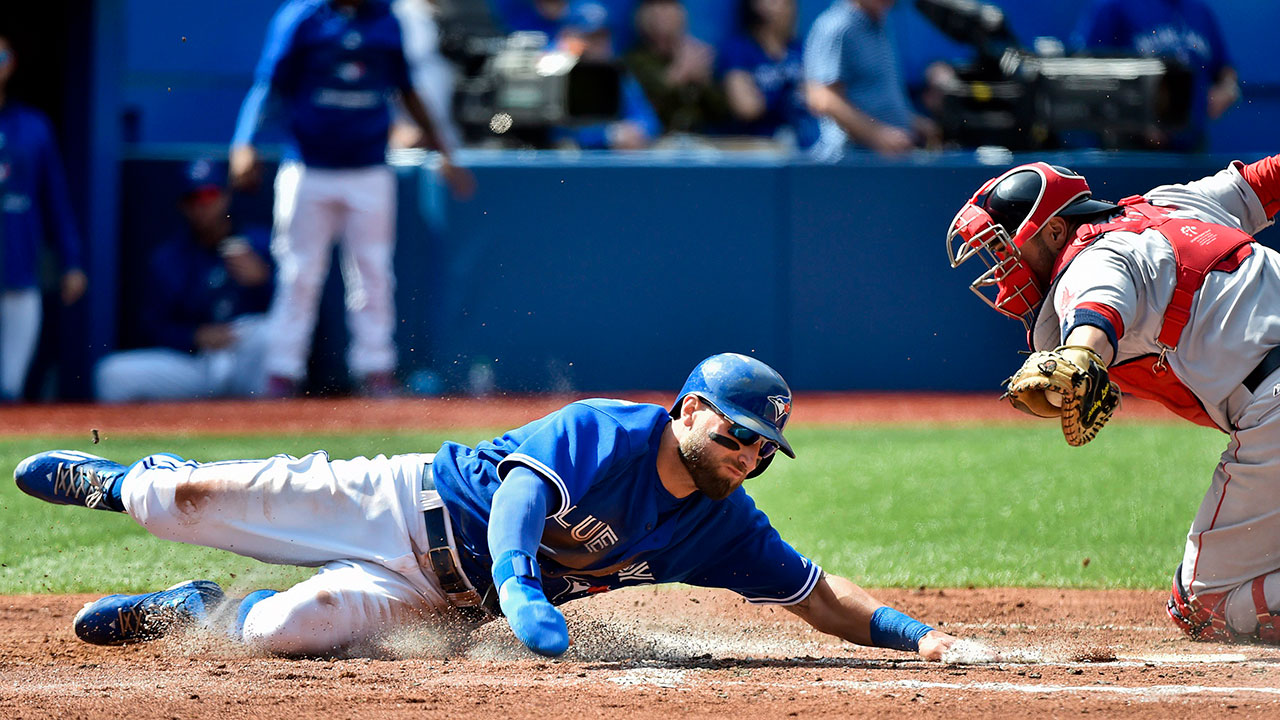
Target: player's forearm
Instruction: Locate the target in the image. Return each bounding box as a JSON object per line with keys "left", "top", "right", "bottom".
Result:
{"left": 487, "top": 467, "right": 550, "bottom": 562}
{"left": 1063, "top": 324, "right": 1115, "bottom": 365}
{"left": 786, "top": 573, "right": 881, "bottom": 645}
{"left": 399, "top": 88, "right": 449, "bottom": 159}
{"left": 804, "top": 82, "right": 880, "bottom": 147}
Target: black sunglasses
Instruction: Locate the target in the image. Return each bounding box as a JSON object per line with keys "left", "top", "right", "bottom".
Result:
{"left": 706, "top": 404, "right": 779, "bottom": 458}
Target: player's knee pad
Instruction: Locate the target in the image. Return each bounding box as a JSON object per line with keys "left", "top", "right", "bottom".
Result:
{"left": 1166, "top": 564, "right": 1236, "bottom": 642}
{"left": 1167, "top": 565, "right": 1280, "bottom": 643}
{"left": 239, "top": 589, "right": 352, "bottom": 656}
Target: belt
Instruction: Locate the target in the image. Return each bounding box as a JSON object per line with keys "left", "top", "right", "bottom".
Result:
{"left": 420, "top": 468, "right": 490, "bottom": 623}
{"left": 1244, "top": 345, "right": 1280, "bottom": 393}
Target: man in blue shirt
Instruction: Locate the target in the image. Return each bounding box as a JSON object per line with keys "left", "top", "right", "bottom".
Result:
{"left": 803, "top": 0, "right": 939, "bottom": 159}
{"left": 15, "top": 353, "right": 958, "bottom": 661}
{"left": 1071, "top": 0, "right": 1238, "bottom": 152}
{"left": 230, "top": 0, "right": 473, "bottom": 399}
{"left": 0, "top": 33, "right": 86, "bottom": 402}
{"left": 93, "top": 160, "right": 275, "bottom": 402}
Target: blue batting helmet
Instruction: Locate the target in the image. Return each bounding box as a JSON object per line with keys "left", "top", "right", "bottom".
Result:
{"left": 671, "top": 353, "right": 795, "bottom": 476}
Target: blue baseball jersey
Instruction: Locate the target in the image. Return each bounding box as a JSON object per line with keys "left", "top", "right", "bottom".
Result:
{"left": 232, "top": 0, "right": 413, "bottom": 168}
{"left": 139, "top": 226, "right": 274, "bottom": 353}
{"left": 717, "top": 34, "right": 818, "bottom": 148}
{"left": 0, "top": 101, "right": 82, "bottom": 290}
{"left": 431, "top": 399, "right": 821, "bottom": 607}
{"left": 1071, "top": 0, "right": 1231, "bottom": 150}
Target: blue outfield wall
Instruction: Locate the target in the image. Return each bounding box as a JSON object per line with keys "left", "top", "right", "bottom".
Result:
{"left": 118, "top": 151, "right": 1275, "bottom": 394}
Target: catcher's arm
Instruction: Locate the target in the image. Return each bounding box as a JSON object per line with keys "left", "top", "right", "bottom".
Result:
{"left": 1003, "top": 326, "right": 1120, "bottom": 446}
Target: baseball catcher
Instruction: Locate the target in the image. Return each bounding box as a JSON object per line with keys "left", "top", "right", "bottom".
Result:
{"left": 947, "top": 155, "right": 1280, "bottom": 644}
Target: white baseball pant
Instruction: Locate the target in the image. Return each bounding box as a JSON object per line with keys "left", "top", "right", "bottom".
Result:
{"left": 94, "top": 315, "right": 272, "bottom": 402}
{"left": 119, "top": 451, "right": 454, "bottom": 655}
{"left": 265, "top": 161, "right": 398, "bottom": 381}
{"left": 0, "top": 288, "right": 41, "bottom": 401}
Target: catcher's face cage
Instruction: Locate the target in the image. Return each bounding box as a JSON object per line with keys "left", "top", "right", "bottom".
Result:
{"left": 946, "top": 162, "right": 1094, "bottom": 328}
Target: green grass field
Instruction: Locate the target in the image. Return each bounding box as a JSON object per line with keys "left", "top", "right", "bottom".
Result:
{"left": 0, "top": 423, "right": 1225, "bottom": 595}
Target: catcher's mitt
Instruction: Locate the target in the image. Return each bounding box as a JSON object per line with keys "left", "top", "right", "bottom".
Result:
{"left": 1003, "top": 345, "right": 1120, "bottom": 447}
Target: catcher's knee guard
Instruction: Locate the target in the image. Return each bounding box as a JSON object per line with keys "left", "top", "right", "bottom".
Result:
{"left": 1166, "top": 564, "right": 1235, "bottom": 642}
{"left": 1167, "top": 564, "right": 1280, "bottom": 643}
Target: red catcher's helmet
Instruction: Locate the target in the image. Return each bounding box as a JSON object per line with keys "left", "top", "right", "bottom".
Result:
{"left": 946, "top": 162, "right": 1117, "bottom": 328}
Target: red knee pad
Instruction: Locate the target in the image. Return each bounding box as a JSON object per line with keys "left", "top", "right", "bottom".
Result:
{"left": 1166, "top": 569, "right": 1236, "bottom": 642}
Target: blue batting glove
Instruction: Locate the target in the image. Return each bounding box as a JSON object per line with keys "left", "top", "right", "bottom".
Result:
{"left": 493, "top": 550, "right": 569, "bottom": 657}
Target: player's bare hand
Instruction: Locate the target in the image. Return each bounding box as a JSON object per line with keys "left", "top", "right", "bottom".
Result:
{"left": 220, "top": 238, "right": 271, "bottom": 287}
{"left": 440, "top": 159, "right": 476, "bottom": 200}
{"left": 917, "top": 629, "right": 958, "bottom": 662}
{"left": 60, "top": 269, "right": 88, "bottom": 305}
{"left": 229, "top": 145, "right": 262, "bottom": 192}
{"left": 195, "top": 323, "right": 236, "bottom": 351}
{"left": 870, "top": 125, "right": 915, "bottom": 156}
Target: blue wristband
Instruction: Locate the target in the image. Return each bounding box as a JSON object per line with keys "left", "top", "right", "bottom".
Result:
{"left": 868, "top": 606, "right": 933, "bottom": 652}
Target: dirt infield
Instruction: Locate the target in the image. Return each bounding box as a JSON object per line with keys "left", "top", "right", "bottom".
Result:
{"left": 3, "top": 587, "right": 1279, "bottom": 719}
{"left": 0, "top": 392, "right": 1180, "bottom": 436}
{"left": 0, "top": 394, "right": 1227, "bottom": 718}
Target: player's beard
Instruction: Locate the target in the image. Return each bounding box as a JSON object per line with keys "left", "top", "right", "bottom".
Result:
{"left": 677, "top": 431, "right": 740, "bottom": 501}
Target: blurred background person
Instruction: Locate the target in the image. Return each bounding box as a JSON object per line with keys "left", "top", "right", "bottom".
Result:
{"left": 1071, "top": 0, "right": 1238, "bottom": 152}
{"left": 95, "top": 160, "right": 274, "bottom": 403}
{"left": 803, "top": 0, "right": 939, "bottom": 159}
{"left": 719, "top": 0, "right": 818, "bottom": 151}
{"left": 229, "top": 0, "right": 472, "bottom": 399}
{"left": 553, "top": 1, "right": 659, "bottom": 150}
{"left": 625, "top": 0, "right": 729, "bottom": 136}
{"left": 390, "top": 0, "right": 464, "bottom": 153}
{"left": 0, "top": 32, "right": 86, "bottom": 403}
{"left": 493, "top": 0, "right": 571, "bottom": 36}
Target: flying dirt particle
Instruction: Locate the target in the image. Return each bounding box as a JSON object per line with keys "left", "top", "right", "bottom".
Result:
{"left": 1082, "top": 557, "right": 1091, "bottom": 567}
{"left": 91, "top": 429, "right": 99, "bottom": 444}
{"left": 1071, "top": 646, "right": 1117, "bottom": 663}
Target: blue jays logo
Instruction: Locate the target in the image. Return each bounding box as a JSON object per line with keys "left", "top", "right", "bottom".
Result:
{"left": 767, "top": 394, "right": 791, "bottom": 424}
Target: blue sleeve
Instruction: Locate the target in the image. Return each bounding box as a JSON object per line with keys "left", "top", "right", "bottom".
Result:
{"left": 232, "top": 0, "right": 310, "bottom": 146}
{"left": 803, "top": 15, "right": 844, "bottom": 85}
{"left": 140, "top": 244, "right": 198, "bottom": 351}
{"left": 1198, "top": 5, "right": 1231, "bottom": 74}
{"left": 495, "top": 403, "right": 633, "bottom": 518}
{"left": 717, "top": 36, "right": 751, "bottom": 76}
{"left": 33, "top": 115, "right": 82, "bottom": 271}
{"left": 487, "top": 466, "right": 553, "bottom": 561}
{"left": 681, "top": 496, "right": 822, "bottom": 605}
{"left": 1070, "top": 0, "right": 1124, "bottom": 51}
{"left": 622, "top": 75, "right": 662, "bottom": 140}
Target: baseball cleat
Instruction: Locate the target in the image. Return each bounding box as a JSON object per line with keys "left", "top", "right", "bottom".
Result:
{"left": 73, "top": 580, "right": 226, "bottom": 645}
{"left": 13, "top": 450, "right": 129, "bottom": 511}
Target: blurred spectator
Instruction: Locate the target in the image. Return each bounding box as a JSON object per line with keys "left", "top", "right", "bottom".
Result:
{"left": 1071, "top": 0, "right": 1238, "bottom": 152}
{"left": 0, "top": 33, "right": 86, "bottom": 402}
{"left": 493, "top": 0, "right": 571, "bottom": 36}
{"left": 553, "top": 1, "right": 659, "bottom": 150}
{"left": 803, "top": 0, "right": 939, "bottom": 159}
{"left": 229, "top": 0, "right": 473, "bottom": 398}
{"left": 389, "top": 0, "right": 464, "bottom": 152}
{"left": 94, "top": 160, "right": 275, "bottom": 403}
{"left": 624, "top": 0, "right": 730, "bottom": 135}
{"left": 719, "top": 0, "right": 818, "bottom": 150}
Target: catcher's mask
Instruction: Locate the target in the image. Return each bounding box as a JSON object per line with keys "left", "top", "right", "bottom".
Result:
{"left": 670, "top": 353, "right": 795, "bottom": 479}
{"left": 946, "top": 162, "right": 1117, "bottom": 327}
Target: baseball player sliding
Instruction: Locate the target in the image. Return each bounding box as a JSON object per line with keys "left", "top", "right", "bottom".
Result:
{"left": 14, "top": 354, "right": 957, "bottom": 660}
{"left": 947, "top": 155, "right": 1280, "bottom": 642}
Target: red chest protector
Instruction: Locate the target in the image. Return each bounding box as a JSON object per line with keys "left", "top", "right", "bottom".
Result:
{"left": 1052, "top": 196, "right": 1255, "bottom": 430}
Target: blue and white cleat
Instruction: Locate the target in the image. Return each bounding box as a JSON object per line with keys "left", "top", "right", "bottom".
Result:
{"left": 13, "top": 450, "right": 129, "bottom": 511}
{"left": 73, "top": 580, "right": 226, "bottom": 645}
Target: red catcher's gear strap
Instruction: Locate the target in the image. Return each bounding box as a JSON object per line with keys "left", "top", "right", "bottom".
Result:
{"left": 1240, "top": 155, "right": 1280, "bottom": 220}
{"left": 1055, "top": 197, "right": 1254, "bottom": 351}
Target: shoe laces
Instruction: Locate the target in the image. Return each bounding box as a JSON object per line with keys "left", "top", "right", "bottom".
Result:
{"left": 79, "top": 466, "right": 109, "bottom": 509}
